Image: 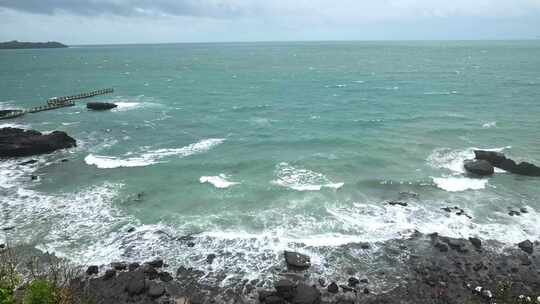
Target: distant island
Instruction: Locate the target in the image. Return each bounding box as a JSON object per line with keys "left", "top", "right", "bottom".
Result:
{"left": 0, "top": 40, "right": 68, "bottom": 49}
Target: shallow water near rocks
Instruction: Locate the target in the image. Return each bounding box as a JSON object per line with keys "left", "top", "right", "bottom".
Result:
{"left": 1, "top": 41, "right": 540, "bottom": 288}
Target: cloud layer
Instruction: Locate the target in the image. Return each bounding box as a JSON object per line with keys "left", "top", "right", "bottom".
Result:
{"left": 1, "top": 0, "right": 540, "bottom": 43}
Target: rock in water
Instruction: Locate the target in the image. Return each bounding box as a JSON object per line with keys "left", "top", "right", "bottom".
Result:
{"left": 87, "top": 102, "right": 117, "bottom": 110}
{"left": 0, "top": 128, "right": 76, "bottom": 157}
{"left": 464, "top": 160, "right": 494, "bottom": 176}
{"left": 518, "top": 240, "right": 534, "bottom": 254}
{"left": 474, "top": 150, "right": 506, "bottom": 166}
{"left": 284, "top": 251, "right": 311, "bottom": 270}
{"left": 474, "top": 150, "right": 540, "bottom": 177}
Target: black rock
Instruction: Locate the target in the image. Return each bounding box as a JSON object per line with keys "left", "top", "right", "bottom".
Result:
{"left": 509, "top": 210, "right": 521, "bottom": 216}
{"left": 187, "top": 242, "right": 195, "bottom": 247}
{"left": 128, "top": 262, "right": 140, "bottom": 271}
{"left": 435, "top": 242, "right": 449, "bottom": 252}
{"left": 147, "top": 281, "right": 165, "bottom": 298}
{"left": 363, "top": 288, "right": 370, "bottom": 294}
{"left": 284, "top": 251, "right": 311, "bottom": 270}
{"left": 86, "top": 265, "right": 99, "bottom": 275}
{"left": 265, "top": 295, "right": 286, "bottom": 304}
{"left": 0, "top": 128, "right": 76, "bottom": 157}
{"left": 340, "top": 285, "right": 353, "bottom": 292}
{"left": 206, "top": 253, "right": 216, "bottom": 264}
{"left": 127, "top": 227, "right": 136, "bottom": 233}
{"left": 388, "top": 201, "right": 408, "bottom": 207}
{"left": 102, "top": 269, "right": 116, "bottom": 280}
{"left": 141, "top": 264, "right": 159, "bottom": 279}
{"left": 469, "top": 237, "right": 482, "bottom": 249}
{"left": 360, "top": 242, "right": 371, "bottom": 250}
{"left": 61, "top": 159, "right": 69, "bottom": 162}
{"left": 146, "top": 258, "right": 164, "bottom": 268}
{"left": 348, "top": 277, "right": 360, "bottom": 287}
{"left": 30, "top": 175, "right": 38, "bottom": 180}
{"left": 111, "top": 262, "right": 127, "bottom": 271}
{"left": 159, "top": 271, "right": 173, "bottom": 282}
{"left": 327, "top": 282, "right": 339, "bottom": 294}
{"left": 125, "top": 271, "right": 146, "bottom": 296}
{"left": 291, "top": 283, "right": 321, "bottom": 304}
{"left": 360, "top": 278, "right": 369, "bottom": 284}
{"left": 87, "top": 102, "right": 118, "bottom": 111}
{"left": 275, "top": 279, "right": 296, "bottom": 300}
{"left": 474, "top": 150, "right": 506, "bottom": 166}
{"left": 518, "top": 240, "right": 533, "bottom": 254}
{"left": 464, "top": 160, "right": 494, "bottom": 176}
{"left": 520, "top": 207, "right": 528, "bottom": 213}
{"left": 474, "top": 150, "right": 540, "bottom": 176}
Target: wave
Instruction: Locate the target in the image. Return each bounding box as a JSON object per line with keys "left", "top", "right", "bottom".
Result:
{"left": 200, "top": 174, "right": 240, "bottom": 189}
{"left": 482, "top": 121, "right": 497, "bottom": 128}
{"left": 432, "top": 176, "right": 488, "bottom": 192}
{"left": 85, "top": 138, "right": 225, "bottom": 169}
{"left": 271, "top": 162, "right": 344, "bottom": 191}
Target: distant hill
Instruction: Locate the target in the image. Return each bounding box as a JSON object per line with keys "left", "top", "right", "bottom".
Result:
{"left": 0, "top": 40, "right": 68, "bottom": 49}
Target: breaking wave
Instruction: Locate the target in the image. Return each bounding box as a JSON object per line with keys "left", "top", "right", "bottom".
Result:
{"left": 85, "top": 138, "right": 225, "bottom": 169}
{"left": 271, "top": 162, "right": 344, "bottom": 191}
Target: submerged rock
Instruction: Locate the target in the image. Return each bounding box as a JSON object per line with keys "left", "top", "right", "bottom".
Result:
{"left": 87, "top": 102, "right": 117, "bottom": 110}
{"left": 0, "top": 127, "right": 76, "bottom": 157}
{"left": 464, "top": 160, "right": 494, "bottom": 176}
{"left": 284, "top": 251, "right": 311, "bottom": 271}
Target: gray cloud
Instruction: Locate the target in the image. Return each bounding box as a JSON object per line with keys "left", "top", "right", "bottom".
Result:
{"left": 2, "top": 0, "right": 540, "bottom": 20}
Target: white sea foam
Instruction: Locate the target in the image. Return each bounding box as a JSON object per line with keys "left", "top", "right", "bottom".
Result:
{"left": 113, "top": 102, "right": 142, "bottom": 111}
{"left": 200, "top": 174, "right": 240, "bottom": 189}
{"left": 272, "top": 162, "right": 344, "bottom": 191}
{"left": 85, "top": 138, "right": 225, "bottom": 169}
{"left": 432, "top": 176, "right": 488, "bottom": 192}
{"left": 482, "top": 121, "right": 497, "bottom": 128}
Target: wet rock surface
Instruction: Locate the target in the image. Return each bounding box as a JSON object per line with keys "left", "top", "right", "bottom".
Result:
{"left": 0, "top": 127, "right": 76, "bottom": 157}
{"left": 464, "top": 159, "right": 494, "bottom": 176}
{"left": 69, "top": 233, "right": 540, "bottom": 304}
{"left": 474, "top": 150, "right": 540, "bottom": 176}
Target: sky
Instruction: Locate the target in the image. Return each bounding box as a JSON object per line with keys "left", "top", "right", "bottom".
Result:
{"left": 0, "top": 0, "right": 539, "bottom": 44}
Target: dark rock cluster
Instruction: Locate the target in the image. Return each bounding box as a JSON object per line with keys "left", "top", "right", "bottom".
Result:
{"left": 0, "top": 127, "right": 76, "bottom": 157}
{"left": 473, "top": 150, "right": 540, "bottom": 176}
{"left": 87, "top": 102, "right": 118, "bottom": 110}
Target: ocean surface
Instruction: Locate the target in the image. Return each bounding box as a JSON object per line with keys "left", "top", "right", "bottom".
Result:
{"left": 1, "top": 41, "right": 540, "bottom": 286}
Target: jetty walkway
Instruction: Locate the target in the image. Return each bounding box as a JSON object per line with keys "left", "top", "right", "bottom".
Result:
{"left": 0, "top": 88, "right": 114, "bottom": 120}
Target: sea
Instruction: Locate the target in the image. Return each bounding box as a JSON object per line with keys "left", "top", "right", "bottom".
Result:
{"left": 1, "top": 41, "right": 540, "bottom": 287}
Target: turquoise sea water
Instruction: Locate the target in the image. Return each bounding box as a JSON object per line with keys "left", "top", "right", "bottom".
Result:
{"left": 1, "top": 41, "right": 540, "bottom": 284}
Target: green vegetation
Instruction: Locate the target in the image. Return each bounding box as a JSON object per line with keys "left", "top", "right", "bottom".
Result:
{"left": 0, "top": 244, "right": 91, "bottom": 304}
{"left": 24, "top": 280, "right": 55, "bottom": 304}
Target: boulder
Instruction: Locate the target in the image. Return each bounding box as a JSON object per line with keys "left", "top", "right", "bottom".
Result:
{"left": 87, "top": 102, "right": 117, "bottom": 110}
{"left": 327, "top": 282, "right": 339, "bottom": 294}
{"left": 469, "top": 237, "right": 482, "bottom": 250}
{"left": 146, "top": 258, "right": 164, "bottom": 268}
{"left": 0, "top": 128, "right": 76, "bottom": 157}
{"left": 291, "top": 284, "right": 321, "bottom": 304}
{"left": 284, "top": 251, "right": 311, "bottom": 271}
{"left": 102, "top": 269, "right": 116, "bottom": 280}
{"left": 464, "top": 160, "right": 494, "bottom": 176}
{"left": 518, "top": 240, "right": 533, "bottom": 254}
{"left": 275, "top": 279, "right": 296, "bottom": 300}
{"left": 147, "top": 281, "right": 165, "bottom": 298}
{"left": 86, "top": 265, "right": 99, "bottom": 275}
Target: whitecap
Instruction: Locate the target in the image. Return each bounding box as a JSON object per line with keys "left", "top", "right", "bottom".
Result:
{"left": 272, "top": 162, "right": 344, "bottom": 191}
{"left": 113, "top": 102, "right": 142, "bottom": 111}
{"left": 482, "top": 121, "right": 496, "bottom": 128}
{"left": 200, "top": 174, "right": 240, "bottom": 189}
{"left": 85, "top": 138, "right": 225, "bottom": 169}
{"left": 432, "top": 176, "right": 488, "bottom": 192}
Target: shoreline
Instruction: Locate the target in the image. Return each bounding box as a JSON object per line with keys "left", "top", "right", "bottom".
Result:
{"left": 3, "top": 232, "right": 538, "bottom": 303}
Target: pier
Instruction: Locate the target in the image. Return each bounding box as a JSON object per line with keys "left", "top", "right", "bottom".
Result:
{"left": 0, "top": 88, "right": 114, "bottom": 120}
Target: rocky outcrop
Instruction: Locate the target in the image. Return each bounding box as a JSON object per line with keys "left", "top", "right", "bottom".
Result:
{"left": 284, "top": 251, "right": 311, "bottom": 271}
{"left": 87, "top": 102, "right": 118, "bottom": 110}
{"left": 464, "top": 160, "right": 494, "bottom": 176}
{"left": 474, "top": 150, "right": 540, "bottom": 176}
{"left": 0, "top": 128, "right": 76, "bottom": 157}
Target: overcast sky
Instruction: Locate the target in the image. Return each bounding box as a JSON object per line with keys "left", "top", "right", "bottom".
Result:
{"left": 1, "top": 0, "right": 539, "bottom": 44}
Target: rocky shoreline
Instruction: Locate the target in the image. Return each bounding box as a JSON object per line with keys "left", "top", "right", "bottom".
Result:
{"left": 55, "top": 232, "right": 538, "bottom": 304}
